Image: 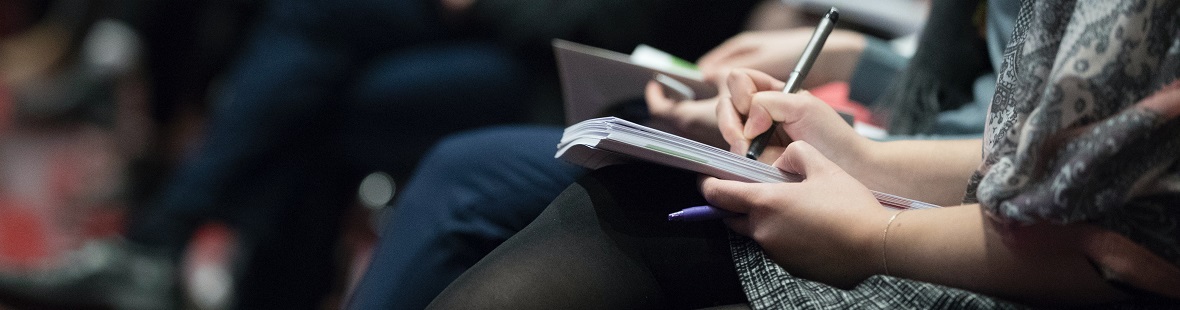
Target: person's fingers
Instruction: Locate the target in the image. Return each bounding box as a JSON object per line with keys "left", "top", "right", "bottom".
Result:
{"left": 723, "top": 217, "right": 752, "bottom": 237}
{"left": 644, "top": 80, "right": 674, "bottom": 117}
{"left": 716, "top": 96, "right": 750, "bottom": 154}
{"left": 726, "top": 69, "right": 786, "bottom": 117}
{"left": 697, "top": 42, "right": 738, "bottom": 70}
{"left": 699, "top": 176, "right": 772, "bottom": 214}
{"left": 725, "top": 69, "right": 757, "bottom": 116}
{"left": 743, "top": 93, "right": 777, "bottom": 140}
{"left": 772, "top": 141, "right": 838, "bottom": 177}
{"left": 704, "top": 66, "right": 740, "bottom": 87}
{"left": 701, "top": 56, "right": 752, "bottom": 83}
{"left": 741, "top": 91, "right": 820, "bottom": 139}
{"left": 698, "top": 34, "right": 757, "bottom": 76}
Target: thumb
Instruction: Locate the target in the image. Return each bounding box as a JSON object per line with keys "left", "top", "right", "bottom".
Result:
{"left": 645, "top": 80, "right": 673, "bottom": 116}
{"left": 772, "top": 141, "right": 837, "bottom": 177}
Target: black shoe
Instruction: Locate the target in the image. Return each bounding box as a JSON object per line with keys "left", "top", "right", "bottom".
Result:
{"left": 0, "top": 239, "right": 178, "bottom": 310}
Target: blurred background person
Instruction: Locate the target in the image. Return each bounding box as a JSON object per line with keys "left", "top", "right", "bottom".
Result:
{"left": 0, "top": 0, "right": 764, "bottom": 309}
{"left": 0, "top": 0, "right": 258, "bottom": 308}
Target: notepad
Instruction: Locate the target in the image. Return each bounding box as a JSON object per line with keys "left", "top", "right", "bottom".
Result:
{"left": 556, "top": 117, "right": 940, "bottom": 210}
{"left": 553, "top": 39, "right": 717, "bottom": 125}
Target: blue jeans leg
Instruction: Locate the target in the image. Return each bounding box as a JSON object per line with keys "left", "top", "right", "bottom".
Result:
{"left": 339, "top": 41, "right": 528, "bottom": 178}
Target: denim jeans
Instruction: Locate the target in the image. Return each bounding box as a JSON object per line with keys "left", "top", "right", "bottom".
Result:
{"left": 348, "top": 126, "right": 586, "bottom": 309}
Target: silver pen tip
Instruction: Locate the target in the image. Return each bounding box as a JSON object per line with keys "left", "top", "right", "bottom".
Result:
{"left": 828, "top": 7, "right": 839, "bottom": 23}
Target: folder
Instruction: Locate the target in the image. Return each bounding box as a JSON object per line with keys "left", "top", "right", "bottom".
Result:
{"left": 553, "top": 39, "right": 716, "bottom": 125}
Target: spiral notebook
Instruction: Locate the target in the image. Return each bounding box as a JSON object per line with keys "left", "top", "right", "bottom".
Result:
{"left": 555, "top": 117, "right": 940, "bottom": 210}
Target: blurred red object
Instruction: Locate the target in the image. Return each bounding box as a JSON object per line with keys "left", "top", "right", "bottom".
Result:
{"left": 0, "top": 127, "right": 127, "bottom": 271}
{"left": 809, "top": 81, "right": 881, "bottom": 127}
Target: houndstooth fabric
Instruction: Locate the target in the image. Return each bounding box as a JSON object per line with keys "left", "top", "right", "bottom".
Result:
{"left": 731, "top": 234, "right": 1178, "bottom": 309}
{"left": 730, "top": 235, "right": 1025, "bottom": 310}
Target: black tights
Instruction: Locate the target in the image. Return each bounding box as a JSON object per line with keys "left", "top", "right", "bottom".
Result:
{"left": 426, "top": 164, "right": 748, "bottom": 309}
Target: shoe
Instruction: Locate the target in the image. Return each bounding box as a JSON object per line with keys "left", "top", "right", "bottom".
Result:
{"left": 0, "top": 238, "right": 178, "bottom": 310}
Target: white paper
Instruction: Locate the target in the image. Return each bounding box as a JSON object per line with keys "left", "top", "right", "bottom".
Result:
{"left": 557, "top": 117, "right": 940, "bottom": 210}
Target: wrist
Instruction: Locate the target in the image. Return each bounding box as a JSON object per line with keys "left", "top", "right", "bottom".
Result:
{"left": 850, "top": 206, "right": 898, "bottom": 281}
{"left": 833, "top": 135, "right": 878, "bottom": 182}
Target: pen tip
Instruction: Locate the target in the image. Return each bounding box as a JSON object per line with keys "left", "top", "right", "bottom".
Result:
{"left": 667, "top": 211, "right": 682, "bottom": 221}
{"left": 828, "top": 7, "right": 839, "bottom": 22}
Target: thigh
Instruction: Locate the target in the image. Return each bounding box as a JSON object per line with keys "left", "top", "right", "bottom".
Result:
{"left": 349, "top": 126, "right": 586, "bottom": 310}
{"left": 428, "top": 164, "right": 746, "bottom": 309}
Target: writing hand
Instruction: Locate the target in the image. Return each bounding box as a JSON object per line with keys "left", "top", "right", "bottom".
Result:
{"left": 717, "top": 69, "right": 867, "bottom": 165}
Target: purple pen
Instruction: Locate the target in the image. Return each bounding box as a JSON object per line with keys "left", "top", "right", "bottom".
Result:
{"left": 667, "top": 205, "right": 740, "bottom": 221}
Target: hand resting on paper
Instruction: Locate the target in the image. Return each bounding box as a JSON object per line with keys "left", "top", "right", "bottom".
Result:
{"left": 717, "top": 68, "right": 982, "bottom": 206}
{"left": 700, "top": 140, "right": 892, "bottom": 288}
{"left": 699, "top": 141, "right": 1131, "bottom": 303}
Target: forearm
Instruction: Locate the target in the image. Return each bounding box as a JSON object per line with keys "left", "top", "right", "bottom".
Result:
{"left": 847, "top": 139, "right": 981, "bottom": 206}
{"left": 802, "top": 29, "right": 866, "bottom": 89}
{"left": 881, "top": 205, "right": 1124, "bottom": 305}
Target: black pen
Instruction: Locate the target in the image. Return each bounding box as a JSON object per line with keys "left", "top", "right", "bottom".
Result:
{"left": 746, "top": 7, "right": 839, "bottom": 160}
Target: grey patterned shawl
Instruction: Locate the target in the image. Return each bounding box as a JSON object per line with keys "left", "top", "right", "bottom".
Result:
{"left": 968, "top": 0, "right": 1180, "bottom": 269}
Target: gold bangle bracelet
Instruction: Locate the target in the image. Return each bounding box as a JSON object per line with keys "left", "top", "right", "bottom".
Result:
{"left": 882, "top": 209, "right": 906, "bottom": 276}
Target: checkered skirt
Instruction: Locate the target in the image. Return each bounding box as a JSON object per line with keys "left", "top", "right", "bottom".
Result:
{"left": 729, "top": 235, "right": 1026, "bottom": 309}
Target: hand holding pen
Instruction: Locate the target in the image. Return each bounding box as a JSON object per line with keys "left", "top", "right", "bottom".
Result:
{"left": 746, "top": 7, "right": 838, "bottom": 160}
{"left": 674, "top": 7, "right": 840, "bottom": 221}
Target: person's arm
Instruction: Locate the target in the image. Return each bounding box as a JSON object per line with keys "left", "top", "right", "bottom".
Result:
{"left": 645, "top": 26, "right": 899, "bottom": 152}
{"left": 641, "top": 29, "right": 867, "bottom": 150}
{"left": 884, "top": 204, "right": 1125, "bottom": 305}
{"left": 699, "top": 142, "right": 1126, "bottom": 306}
{"left": 696, "top": 29, "right": 867, "bottom": 86}
{"left": 717, "top": 69, "right": 976, "bottom": 204}
{"left": 850, "top": 139, "right": 980, "bottom": 206}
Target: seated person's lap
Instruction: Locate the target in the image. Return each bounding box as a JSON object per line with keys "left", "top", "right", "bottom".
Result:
{"left": 428, "top": 164, "right": 746, "bottom": 309}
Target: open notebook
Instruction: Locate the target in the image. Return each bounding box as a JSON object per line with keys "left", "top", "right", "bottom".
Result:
{"left": 556, "top": 117, "right": 940, "bottom": 210}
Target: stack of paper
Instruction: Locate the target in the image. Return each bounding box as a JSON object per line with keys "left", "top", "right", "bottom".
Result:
{"left": 556, "top": 117, "right": 939, "bottom": 210}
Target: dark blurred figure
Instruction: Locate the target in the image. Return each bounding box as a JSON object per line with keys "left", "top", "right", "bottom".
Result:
{"left": 112, "top": 0, "right": 262, "bottom": 208}
{"left": 0, "top": 0, "right": 762, "bottom": 309}
{"left": 0, "top": 0, "right": 257, "bottom": 309}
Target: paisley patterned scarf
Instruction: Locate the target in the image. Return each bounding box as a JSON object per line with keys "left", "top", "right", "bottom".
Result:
{"left": 967, "top": 0, "right": 1180, "bottom": 298}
